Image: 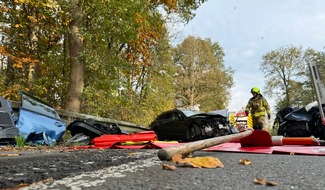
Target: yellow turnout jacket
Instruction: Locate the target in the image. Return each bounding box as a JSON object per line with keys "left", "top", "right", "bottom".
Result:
{"left": 245, "top": 94, "right": 270, "bottom": 117}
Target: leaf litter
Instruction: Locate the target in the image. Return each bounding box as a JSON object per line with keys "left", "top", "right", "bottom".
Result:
{"left": 170, "top": 154, "right": 224, "bottom": 168}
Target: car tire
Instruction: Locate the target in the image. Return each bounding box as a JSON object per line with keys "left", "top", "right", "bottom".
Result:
{"left": 186, "top": 124, "right": 201, "bottom": 142}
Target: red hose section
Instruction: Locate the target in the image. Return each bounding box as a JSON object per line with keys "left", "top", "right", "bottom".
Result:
{"left": 282, "top": 137, "right": 314, "bottom": 145}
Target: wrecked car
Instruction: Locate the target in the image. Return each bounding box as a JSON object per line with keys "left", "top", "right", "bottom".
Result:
{"left": 0, "top": 92, "right": 66, "bottom": 145}
{"left": 274, "top": 103, "right": 325, "bottom": 140}
{"left": 66, "top": 118, "right": 125, "bottom": 145}
{"left": 149, "top": 109, "right": 236, "bottom": 142}
{"left": 0, "top": 96, "right": 19, "bottom": 145}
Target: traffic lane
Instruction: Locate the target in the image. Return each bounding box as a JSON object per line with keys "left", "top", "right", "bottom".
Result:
{"left": 101, "top": 151, "right": 325, "bottom": 190}
{"left": 24, "top": 150, "right": 325, "bottom": 190}
{"left": 23, "top": 150, "right": 160, "bottom": 190}
{"left": 0, "top": 148, "right": 156, "bottom": 189}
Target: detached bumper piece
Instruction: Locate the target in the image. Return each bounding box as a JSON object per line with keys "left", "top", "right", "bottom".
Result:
{"left": 66, "top": 119, "right": 124, "bottom": 146}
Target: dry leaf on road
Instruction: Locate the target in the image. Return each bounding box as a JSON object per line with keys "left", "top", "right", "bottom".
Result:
{"left": 172, "top": 154, "right": 224, "bottom": 168}
{"left": 162, "top": 164, "right": 177, "bottom": 171}
{"left": 254, "top": 177, "right": 277, "bottom": 186}
{"left": 239, "top": 158, "right": 251, "bottom": 165}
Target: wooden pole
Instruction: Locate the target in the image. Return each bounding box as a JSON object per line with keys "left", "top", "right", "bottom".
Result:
{"left": 158, "top": 129, "right": 253, "bottom": 161}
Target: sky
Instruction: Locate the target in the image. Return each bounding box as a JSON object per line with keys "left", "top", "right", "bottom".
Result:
{"left": 172, "top": 0, "right": 325, "bottom": 114}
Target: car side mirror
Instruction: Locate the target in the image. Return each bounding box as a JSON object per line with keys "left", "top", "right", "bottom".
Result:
{"left": 178, "top": 115, "right": 184, "bottom": 120}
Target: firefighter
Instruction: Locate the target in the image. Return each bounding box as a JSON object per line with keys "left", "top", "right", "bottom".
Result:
{"left": 245, "top": 87, "right": 271, "bottom": 130}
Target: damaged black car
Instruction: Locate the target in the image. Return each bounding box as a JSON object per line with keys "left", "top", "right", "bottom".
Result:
{"left": 274, "top": 103, "right": 325, "bottom": 140}
{"left": 149, "top": 109, "right": 236, "bottom": 142}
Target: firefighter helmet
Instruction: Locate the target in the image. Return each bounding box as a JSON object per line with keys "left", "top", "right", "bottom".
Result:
{"left": 251, "top": 87, "right": 260, "bottom": 94}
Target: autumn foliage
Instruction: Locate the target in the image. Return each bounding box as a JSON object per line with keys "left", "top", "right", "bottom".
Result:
{"left": 0, "top": 0, "right": 231, "bottom": 126}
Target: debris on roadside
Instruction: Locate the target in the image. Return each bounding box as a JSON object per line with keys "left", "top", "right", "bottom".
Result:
{"left": 19, "top": 177, "right": 54, "bottom": 189}
{"left": 171, "top": 154, "right": 224, "bottom": 168}
{"left": 66, "top": 118, "right": 126, "bottom": 146}
{"left": 0, "top": 145, "right": 64, "bottom": 152}
{"left": 254, "top": 177, "right": 277, "bottom": 186}
{"left": 162, "top": 163, "right": 177, "bottom": 171}
{"left": 0, "top": 92, "right": 66, "bottom": 146}
{"left": 238, "top": 158, "right": 251, "bottom": 165}
{"left": 129, "top": 152, "right": 136, "bottom": 156}
{"left": 0, "top": 153, "right": 21, "bottom": 157}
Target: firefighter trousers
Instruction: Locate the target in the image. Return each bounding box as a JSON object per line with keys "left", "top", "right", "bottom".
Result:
{"left": 252, "top": 116, "right": 266, "bottom": 130}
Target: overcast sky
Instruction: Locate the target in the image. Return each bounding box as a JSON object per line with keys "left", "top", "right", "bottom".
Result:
{"left": 173, "top": 0, "right": 325, "bottom": 113}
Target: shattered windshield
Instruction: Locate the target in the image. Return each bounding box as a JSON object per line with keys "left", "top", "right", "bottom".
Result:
{"left": 181, "top": 110, "right": 200, "bottom": 117}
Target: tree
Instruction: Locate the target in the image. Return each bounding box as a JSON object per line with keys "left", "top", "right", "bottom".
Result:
{"left": 75, "top": 0, "right": 176, "bottom": 125}
{"left": 173, "top": 36, "right": 234, "bottom": 111}
{"left": 0, "top": 0, "right": 69, "bottom": 103}
{"left": 0, "top": 0, "right": 208, "bottom": 126}
{"left": 64, "top": 0, "right": 208, "bottom": 113}
{"left": 66, "top": 0, "right": 84, "bottom": 112}
{"left": 261, "top": 45, "right": 307, "bottom": 110}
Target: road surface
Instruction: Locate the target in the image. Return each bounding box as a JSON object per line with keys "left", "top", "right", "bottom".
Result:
{"left": 1, "top": 147, "right": 325, "bottom": 190}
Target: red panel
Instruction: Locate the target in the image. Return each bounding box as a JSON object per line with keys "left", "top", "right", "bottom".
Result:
{"left": 240, "top": 130, "right": 273, "bottom": 147}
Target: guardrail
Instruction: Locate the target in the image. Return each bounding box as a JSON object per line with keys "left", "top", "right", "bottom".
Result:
{"left": 10, "top": 101, "right": 149, "bottom": 133}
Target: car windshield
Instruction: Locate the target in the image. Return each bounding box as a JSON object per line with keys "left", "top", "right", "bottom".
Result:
{"left": 181, "top": 110, "right": 199, "bottom": 117}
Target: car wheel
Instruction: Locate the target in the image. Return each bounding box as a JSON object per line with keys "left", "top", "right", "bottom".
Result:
{"left": 186, "top": 124, "right": 201, "bottom": 142}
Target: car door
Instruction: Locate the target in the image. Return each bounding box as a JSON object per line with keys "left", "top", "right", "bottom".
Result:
{"left": 161, "top": 112, "right": 188, "bottom": 140}
{"left": 150, "top": 111, "right": 171, "bottom": 139}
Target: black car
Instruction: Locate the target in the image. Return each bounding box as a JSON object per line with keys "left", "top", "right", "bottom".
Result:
{"left": 149, "top": 109, "right": 235, "bottom": 142}
{"left": 274, "top": 104, "right": 325, "bottom": 140}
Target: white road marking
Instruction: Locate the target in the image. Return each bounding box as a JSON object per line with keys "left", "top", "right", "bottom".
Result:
{"left": 21, "top": 153, "right": 162, "bottom": 190}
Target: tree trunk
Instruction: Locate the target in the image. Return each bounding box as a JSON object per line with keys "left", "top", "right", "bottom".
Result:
{"left": 66, "top": 0, "right": 84, "bottom": 112}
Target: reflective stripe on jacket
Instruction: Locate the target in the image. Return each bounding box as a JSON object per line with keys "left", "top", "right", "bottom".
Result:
{"left": 245, "top": 95, "right": 270, "bottom": 118}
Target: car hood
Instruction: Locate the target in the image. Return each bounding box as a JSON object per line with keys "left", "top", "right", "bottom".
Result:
{"left": 190, "top": 109, "right": 228, "bottom": 118}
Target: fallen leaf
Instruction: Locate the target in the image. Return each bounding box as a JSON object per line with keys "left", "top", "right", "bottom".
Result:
{"left": 254, "top": 177, "right": 266, "bottom": 185}
{"left": 162, "top": 163, "right": 177, "bottom": 171}
{"left": 172, "top": 154, "right": 224, "bottom": 168}
{"left": 129, "top": 152, "right": 136, "bottom": 156}
{"left": 254, "top": 177, "right": 277, "bottom": 186}
{"left": 171, "top": 154, "right": 183, "bottom": 164}
{"left": 239, "top": 158, "right": 251, "bottom": 165}
{"left": 265, "top": 180, "right": 278, "bottom": 186}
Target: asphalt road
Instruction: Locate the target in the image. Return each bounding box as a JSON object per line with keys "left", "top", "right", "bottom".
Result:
{"left": 1, "top": 147, "right": 325, "bottom": 190}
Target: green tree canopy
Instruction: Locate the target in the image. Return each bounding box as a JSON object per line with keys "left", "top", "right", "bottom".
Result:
{"left": 173, "top": 36, "right": 234, "bottom": 111}
{"left": 0, "top": 0, "right": 70, "bottom": 103}
{"left": 0, "top": 0, "right": 208, "bottom": 126}
{"left": 261, "top": 45, "right": 314, "bottom": 110}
